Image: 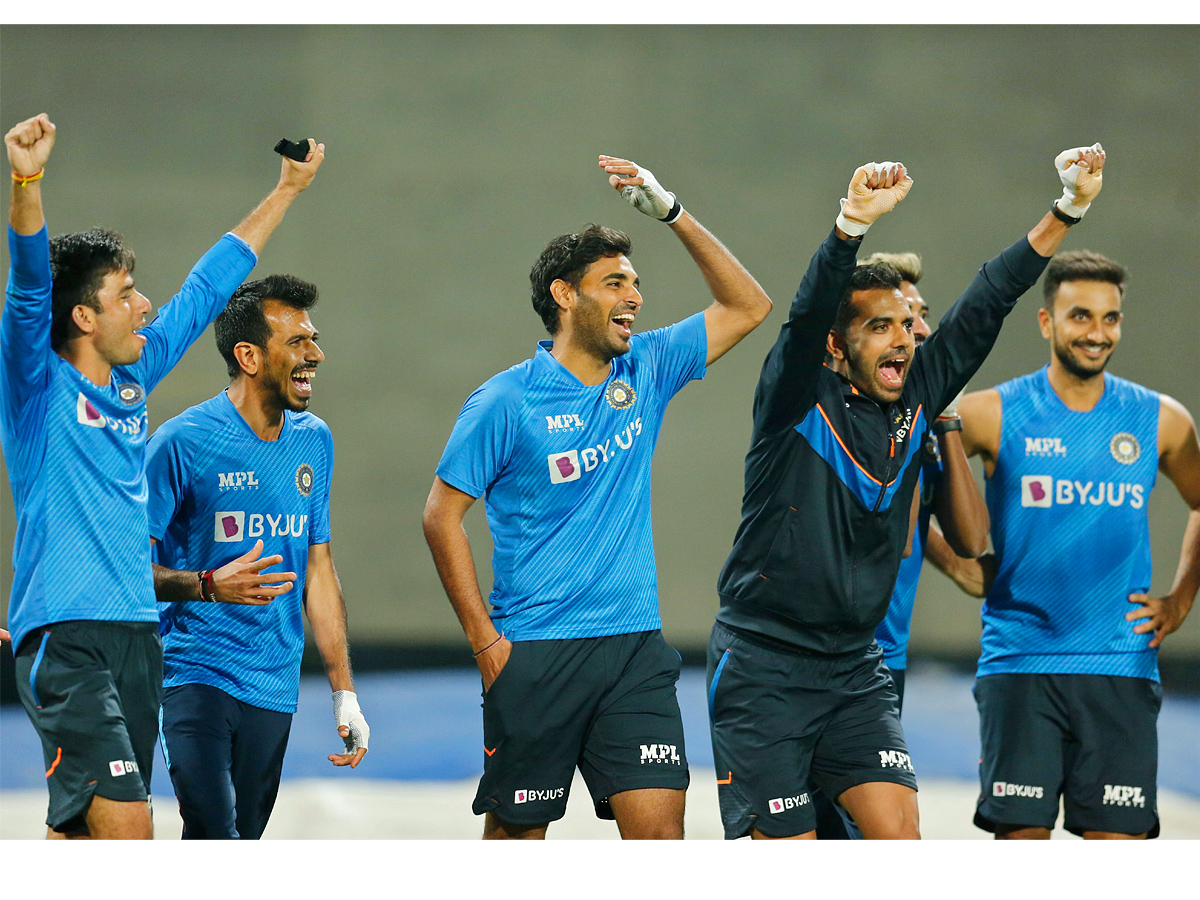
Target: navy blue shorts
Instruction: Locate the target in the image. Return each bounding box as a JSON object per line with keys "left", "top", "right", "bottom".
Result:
{"left": 974, "top": 673, "right": 1160, "bottom": 838}
{"left": 159, "top": 683, "right": 293, "bottom": 840}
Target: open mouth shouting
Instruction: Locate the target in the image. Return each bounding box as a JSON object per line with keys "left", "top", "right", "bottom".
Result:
{"left": 612, "top": 310, "right": 636, "bottom": 340}
{"left": 292, "top": 367, "right": 317, "bottom": 397}
{"left": 877, "top": 354, "right": 908, "bottom": 390}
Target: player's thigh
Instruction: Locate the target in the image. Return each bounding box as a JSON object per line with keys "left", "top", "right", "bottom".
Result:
{"left": 706, "top": 622, "right": 824, "bottom": 840}
{"left": 472, "top": 639, "right": 597, "bottom": 827}
{"left": 1060, "top": 675, "right": 1160, "bottom": 839}
{"left": 15, "top": 622, "right": 150, "bottom": 835}
{"left": 230, "top": 703, "right": 293, "bottom": 840}
{"left": 160, "top": 683, "right": 240, "bottom": 839}
{"left": 112, "top": 623, "right": 163, "bottom": 797}
{"left": 972, "top": 674, "right": 1067, "bottom": 834}
{"left": 607, "top": 788, "right": 686, "bottom": 839}
{"left": 85, "top": 795, "right": 154, "bottom": 840}
{"left": 579, "top": 631, "right": 688, "bottom": 825}
{"left": 838, "top": 781, "right": 919, "bottom": 839}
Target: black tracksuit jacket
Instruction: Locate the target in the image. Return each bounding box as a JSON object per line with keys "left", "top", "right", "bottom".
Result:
{"left": 715, "top": 228, "right": 1050, "bottom": 655}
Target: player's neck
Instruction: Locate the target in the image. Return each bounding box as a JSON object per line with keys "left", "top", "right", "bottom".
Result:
{"left": 1046, "top": 360, "right": 1106, "bottom": 412}
{"left": 226, "top": 379, "right": 286, "bottom": 441}
{"left": 57, "top": 343, "right": 112, "bottom": 388}
{"left": 550, "top": 335, "right": 612, "bottom": 386}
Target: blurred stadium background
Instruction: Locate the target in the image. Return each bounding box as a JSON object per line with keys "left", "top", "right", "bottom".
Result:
{"left": 2, "top": 25, "right": 1197, "bottom": 838}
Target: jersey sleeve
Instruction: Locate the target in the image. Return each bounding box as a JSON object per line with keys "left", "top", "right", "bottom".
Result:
{"left": 435, "top": 374, "right": 521, "bottom": 499}
{"left": 633, "top": 310, "right": 708, "bottom": 401}
{"left": 2, "top": 226, "right": 54, "bottom": 423}
{"left": 309, "top": 423, "right": 334, "bottom": 545}
{"left": 132, "top": 233, "right": 257, "bottom": 393}
{"left": 145, "top": 421, "right": 196, "bottom": 543}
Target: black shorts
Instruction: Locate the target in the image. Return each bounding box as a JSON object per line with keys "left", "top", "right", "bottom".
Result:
{"left": 706, "top": 622, "right": 915, "bottom": 839}
{"left": 14, "top": 620, "right": 162, "bottom": 834}
{"left": 473, "top": 629, "right": 689, "bottom": 825}
{"left": 159, "top": 683, "right": 293, "bottom": 840}
{"left": 974, "top": 673, "right": 1161, "bottom": 838}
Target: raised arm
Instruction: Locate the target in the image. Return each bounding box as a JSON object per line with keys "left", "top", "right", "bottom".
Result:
{"left": 305, "top": 542, "right": 369, "bottom": 768}
{"left": 754, "top": 162, "right": 912, "bottom": 433}
{"left": 1126, "top": 396, "right": 1200, "bottom": 648}
{"left": 6, "top": 113, "right": 52, "bottom": 236}
{"left": 912, "top": 145, "right": 1105, "bottom": 415}
{"left": 232, "top": 139, "right": 325, "bottom": 256}
{"left": 423, "top": 476, "right": 511, "bottom": 689}
{"left": 598, "top": 156, "right": 772, "bottom": 365}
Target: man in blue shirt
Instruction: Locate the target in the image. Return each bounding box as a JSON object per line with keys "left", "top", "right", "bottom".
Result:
{"left": 147, "top": 274, "right": 367, "bottom": 839}
{"left": 955, "top": 249, "right": 1200, "bottom": 839}
{"left": 2, "top": 113, "right": 323, "bottom": 839}
{"left": 423, "top": 155, "right": 773, "bottom": 839}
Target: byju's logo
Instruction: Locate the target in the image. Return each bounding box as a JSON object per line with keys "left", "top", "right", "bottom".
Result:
{"left": 1102, "top": 784, "right": 1145, "bottom": 808}
{"left": 77, "top": 393, "right": 106, "bottom": 428}
{"left": 1020, "top": 477, "right": 1146, "bottom": 510}
{"left": 214, "top": 511, "right": 245, "bottom": 542}
{"left": 878, "top": 750, "right": 914, "bottom": 771}
{"left": 213, "top": 511, "right": 308, "bottom": 542}
{"left": 547, "top": 450, "right": 581, "bottom": 484}
{"left": 992, "top": 781, "right": 1044, "bottom": 799}
{"left": 767, "top": 793, "right": 810, "bottom": 814}
{"left": 639, "top": 744, "right": 681, "bottom": 765}
{"left": 108, "top": 759, "right": 139, "bottom": 778}
{"left": 513, "top": 788, "right": 565, "bottom": 804}
{"left": 1021, "top": 475, "right": 1053, "bottom": 507}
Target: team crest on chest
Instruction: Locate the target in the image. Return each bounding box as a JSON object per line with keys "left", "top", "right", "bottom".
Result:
{"left": 295, "top": 463, "right": 315, "bottom": 496}
{"left": 606, "top": 379, "right": 636, "bottom": 410}
{"left": 116, "top": 383, "right": 144, "bottom": 406}
{"left": 1110, "top": 433, "right": 1140, "bottom": 465}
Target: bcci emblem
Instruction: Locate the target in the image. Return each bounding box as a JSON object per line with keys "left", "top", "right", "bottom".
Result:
{"left": 605, "top": 379, "right": 636, "bottom": 410}
{"left": 1110, "top": 433, "right": 1140, "bottom": 465}
{"left": 116, "top": 383, "right": 144, "bottom": 406}
{"left": 295, "top": 463, "right": 315, "bottom": 496}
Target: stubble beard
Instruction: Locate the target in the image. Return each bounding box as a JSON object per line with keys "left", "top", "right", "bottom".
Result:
{"left": 1052, "top": 329, "right": 1111, "bottom": 381}
{"left": 573, "top": 289, "right": 628, "bottom": 364}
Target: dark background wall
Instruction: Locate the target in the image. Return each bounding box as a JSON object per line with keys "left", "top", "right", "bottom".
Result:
{"left": 2, "top": 26, "right": 1198, "bottom": 668}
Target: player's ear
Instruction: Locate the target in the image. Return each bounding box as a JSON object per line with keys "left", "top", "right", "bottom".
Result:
{"left": 826, "top": 328, "right": 846, "bottom": 361}
{"left": 1036, "top": 307, "right": 1053, "bottom": 340}
{"left": 233, "top": 341, "right": 262, "bottom": 377}
{"left": 549, "top": 278, "right": 574, "bottom": 313}
{"left": 71, "top": 304, "right": 98, "bottom": 337}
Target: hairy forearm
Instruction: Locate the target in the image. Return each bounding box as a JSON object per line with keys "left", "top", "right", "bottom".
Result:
{"left": 1026, "top": 211, "right": 1072, "bottom": 258}
{"left": 9, "top": 181, "right": 44, "bottom": 235}
{"left": 423, "top": 516, "right": 498, "bottom": 651}
{"left": 1168, "top": 508, "right": 1200, "bottom": 608}
{"left": 669, "top": 211, "right": 771, "bottom": 319}
{"left": 231, "top": 184, "right": 302, "bottom": 256}
{"left": 153, "top": 562, "right": 200, "bottom": 602}
{"left": 934, "top": 431, "right": 989, "bottom": 558}
{"left": 307, "top": 561, "right": 354, "bottom": 693}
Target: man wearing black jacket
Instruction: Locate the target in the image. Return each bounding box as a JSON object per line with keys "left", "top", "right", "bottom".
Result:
{"left": 706, "top": 146, "right": 1106, "bottom": 840}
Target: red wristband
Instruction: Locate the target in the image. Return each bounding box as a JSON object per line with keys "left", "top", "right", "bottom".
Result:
{"left": 198, "top": 570, "right": 218, "bottom": 602}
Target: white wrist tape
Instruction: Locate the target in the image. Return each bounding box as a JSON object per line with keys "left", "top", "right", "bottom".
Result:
{"left": 618, "top": 163, "right": 682, "bottom": 223}
{"left": 1053, "top": 144, "right": 1101, "bottom": 220}
{"left": 836, "top": 198, "right": 870, "bottom": 237}
{"left": 333, "top": 689, "right": 370, "bottom": 753}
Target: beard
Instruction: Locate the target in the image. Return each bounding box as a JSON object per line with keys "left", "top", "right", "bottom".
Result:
{"left": 1052, "top": 330, "right": 1112, "bottom": 380}
{"left": 261, "top": 363, "right": 310, "bottom": 412}
{"left": 572, "top": 289, "right": 629, "bottom": 363}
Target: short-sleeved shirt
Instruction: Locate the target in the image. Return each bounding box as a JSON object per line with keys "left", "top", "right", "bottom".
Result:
{"left": 147, "top": 391, "right": 334, "bottom": 712}
{"left": 436, "top": 312, "right": 707, "bottom": 640}
{"left": 2, "top": 228, "right": 257, "bottom": 652}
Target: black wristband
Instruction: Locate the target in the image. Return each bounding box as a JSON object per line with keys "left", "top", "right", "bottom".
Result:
{"left": 1050, "top": 201, "right": 1082, "bottom": 226}
{"left": 660, "top": 199, "right": 683, "bottom": 224}
{"left": 933, "top": 416, "right": 963, "bottom": 435}
{"left": 198, "top": 570, "right": 218, "bottom": 602}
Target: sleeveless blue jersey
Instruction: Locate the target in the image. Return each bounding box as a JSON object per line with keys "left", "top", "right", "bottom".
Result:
{"left": 147, "top": 392, "right": 333, "bottom": 713}
{"left": 875, "top": 439, "right": 943, "bottom": 669}
{"left": 980, "top": 367, "right": 1159, "bottom": 679}
{"left": 436, "top": 312, "right": 707, "bottom": 640}
{"left": 2, "top": 227, "right": 257, "bottom": 652}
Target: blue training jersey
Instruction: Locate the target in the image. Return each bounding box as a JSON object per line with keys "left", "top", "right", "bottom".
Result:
{"left": 980, "top": 366, "right": 1160, "bottom": 679}
{"left": 436, "top": 312, "right": 707, "bottom": 641}
{"left": 1, "top": 227, "right": 257, "bottom": 652}
{"left": 875, "top": 437, "right": 943, "bottom": 670}
{"left": 147, "top": 391, "right": 333, "bottom": 713}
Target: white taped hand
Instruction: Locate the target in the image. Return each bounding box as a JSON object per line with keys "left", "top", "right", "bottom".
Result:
{"left": 617, "top": 163, "right": 682, "bottom": 223}
{"left": 837, "top": 161, "right": 912, "bottom": 237}
{"left": 333, "top": 689, "right": 370, "bottom": 755}
{"left": 1054, "top": 142, "right": 1104, "bottom": 219}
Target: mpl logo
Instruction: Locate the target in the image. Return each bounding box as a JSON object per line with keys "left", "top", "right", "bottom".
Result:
{"left": 513, "top": 787, "right": 565, "bottom": 804}
{"left": 547, "top": 450, "right": 581, "bottom": 484}
{"left": 767, "top": 793, "right": 810, "bottom": 814}
{"left": 108, "top": 759, "right": 139, "bottom": 778}
{"left": 992, "top": 781, "right": 1044, "bottom": 799}
{"left": 878, "top": 749, "right": 914, "bottom": 771}
{"left": 545, "top": 413, "right": 585, "bottom": 433}
{"left": 1025, "top": 437, "right": 1068, "bottom": 457}
{"left": 218, "top": 471, "right": 259, "bottom": 491}
{"left": 1102, "top": 784, "right": 1145, "bottom": 808}
{"left": 639, "top": 744, "right": 681, "bottom": 765}
{"left": 1021, "top": 475, "right": 1053, "bottom": 508}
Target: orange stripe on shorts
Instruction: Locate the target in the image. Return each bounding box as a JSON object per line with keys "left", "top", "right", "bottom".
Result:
{"left": 45, "top": 746, "right": 62, "bottom": 778}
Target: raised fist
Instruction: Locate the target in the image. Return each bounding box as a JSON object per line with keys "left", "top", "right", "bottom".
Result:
{"left": 278, "top": 138, "right": 325, "bottom": 194}
{"left": 840, "top": 161, "right": 913, "bottom": 230}
{"left": 5, "top": 114, "right": 56, "bottom": 176}
{"left": 1055, "top": 143, "right": 1105, "bottom": 214}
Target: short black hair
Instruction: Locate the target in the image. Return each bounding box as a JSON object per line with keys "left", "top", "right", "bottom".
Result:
{"left": 833, "top": 262, "right": 903, "bottom": 336}
{"left": 1043, "top": 250, "right": 1127, "bottom": 310}
{"left": 48, "top": 228, "right": 136, "bottom": 350}
{"left": 214, "top": 274, "right": 319, "bottom": 378}
{"left": 529, "top": 224, "right": 632, "bottom": 335}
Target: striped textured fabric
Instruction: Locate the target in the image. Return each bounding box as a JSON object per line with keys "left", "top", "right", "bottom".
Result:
{"left": 148, "top": 392, "right": 333, "bottom": 713}
{"left": 979, "top": 367, "right": 1160, "bottom": 680}
{"left": 437, "top": 312, "right": 707, "bottom": 641}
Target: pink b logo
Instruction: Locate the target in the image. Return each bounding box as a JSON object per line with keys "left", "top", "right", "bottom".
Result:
{"left": 221, "top": 516, "right": 239, "bottom": 538}
{"left": 555, "top": 456, "right": 575, "bottom": 478}
{"left": 1028, "top": 481, "right": 1046, "bottom": 502}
